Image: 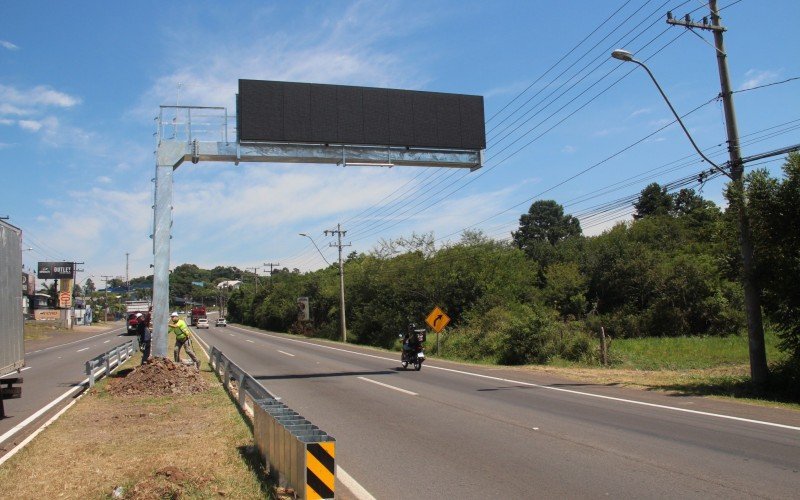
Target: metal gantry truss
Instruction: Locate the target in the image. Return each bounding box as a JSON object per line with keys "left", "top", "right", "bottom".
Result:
{"left": 150, "top": 106, "right": 483, "bottom": 356}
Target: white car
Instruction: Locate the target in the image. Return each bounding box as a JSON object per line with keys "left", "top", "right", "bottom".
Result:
{"left": 215, "top": 318, "right": 227, "bottom": 327}
{"left": 196, "top": 318, "right": 209, "bottom": 329}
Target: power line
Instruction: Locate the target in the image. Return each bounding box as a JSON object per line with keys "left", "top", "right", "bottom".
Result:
{"left": 732, "top": 76, "right": 800, "bottom": 95}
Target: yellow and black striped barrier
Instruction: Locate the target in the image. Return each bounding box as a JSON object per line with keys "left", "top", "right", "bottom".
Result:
{"left": 306, "top": 441, "right": 335, "bottom": 499}
{"left": 253, "top": 398, "right": 336, "bottom": 500}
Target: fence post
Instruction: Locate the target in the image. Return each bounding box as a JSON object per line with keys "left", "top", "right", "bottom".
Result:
{"left": 238, "top": 373, "right": 247, "bottom": 408}
{"left": 223, "top": 358, "right": 231, "bottom": 390}
{"left": 86, "top": 361, "right": 95, "bottom": 388}
{"left": 600, "top": 327, "right": 607, "bottom": 366}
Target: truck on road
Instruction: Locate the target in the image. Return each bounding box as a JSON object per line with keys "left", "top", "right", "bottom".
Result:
{"left": 190, "top": 305, "right": 206, "bottom": 326}
{"left": 1, "top": 219, "right": 24, "bottom": 415}
{"left": 125, "top": 300, "right": 151, "bottom": 335}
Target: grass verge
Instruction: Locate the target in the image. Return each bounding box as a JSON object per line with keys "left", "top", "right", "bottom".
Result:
{"left": 0, "top": 338, "right": 272, "bottom": 499}
{"left": 543, "top": 330, "right": 798, "bottom": 409}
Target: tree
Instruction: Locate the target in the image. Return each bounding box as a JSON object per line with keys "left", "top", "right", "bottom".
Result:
{"left": 543, "top": 262, "right": 588, "bottom": 319}
{"left": 746, "top": 153, "right": 800, "bottom": 362}
{"left": 84, "top": 278, "right": 96, "bottom": 294}
{"left": 512, "top": 200, "right": 581, "bottom": 248}
{"left": 633, "top": 183, "right": 673, "bottom": 219}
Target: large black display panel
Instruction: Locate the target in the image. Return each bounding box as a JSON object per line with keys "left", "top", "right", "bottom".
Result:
{"left": 237, "top": 79, "right": 485, "bottom": 150}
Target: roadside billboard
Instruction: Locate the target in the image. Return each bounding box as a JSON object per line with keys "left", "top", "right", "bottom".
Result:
{"left": 34, "top": 309, "right": 60, "bottom": 321}
{"left": 237, "top": 79, "right": 486, "bottom": 150}
{"left": 37, "top": 261, "right": 74, "bottom": 280}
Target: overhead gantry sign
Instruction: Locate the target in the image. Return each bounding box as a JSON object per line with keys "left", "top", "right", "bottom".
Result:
{"left": 151, "top": 80, "right": 486, "bottom": 356}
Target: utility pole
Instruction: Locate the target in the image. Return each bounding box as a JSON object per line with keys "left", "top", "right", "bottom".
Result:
{"left": 100, "top": 275, "right": 114, "bottom": 322}
{"left": 263, "top": 262, "right": 280, "bottom": 276}
{"left": 325, "top": 224, "right": 351, "bottom": 343}
{"left": 264, "top": 262, "right": 280, "bottom": 290}
{"left": 125, "top": 252, "right": 130, "bottom": 296}
{"left": 246, "top": 267, "right": 260, "bottom": 291}
{"left": 667, "top": 1, "right": 768, "bottom": 385}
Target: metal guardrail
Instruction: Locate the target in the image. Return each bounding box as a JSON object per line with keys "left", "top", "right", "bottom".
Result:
{"left": 209, "top": 346, "right": 336, "bottom": 499}
{"left": 85, "top": 339, "right": 139, "bottom": 388}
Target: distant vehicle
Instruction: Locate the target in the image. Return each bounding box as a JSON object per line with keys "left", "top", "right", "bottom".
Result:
{"left": 190, "top": 306, "right": 207, "bottom": 326}
{"left": 215, "top": 318, "right": 227, "bottom": 327}
{"left": 196, "top": 318, "right": 209, "bottom": 329}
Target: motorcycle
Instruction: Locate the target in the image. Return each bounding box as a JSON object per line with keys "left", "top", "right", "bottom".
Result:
{"left": 400, "top": 327, "right": 426, "bottom": 371}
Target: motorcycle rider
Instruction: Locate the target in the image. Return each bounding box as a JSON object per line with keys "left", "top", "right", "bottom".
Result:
{"left": 402, "top": 323, "right": 421, "bottom": 362}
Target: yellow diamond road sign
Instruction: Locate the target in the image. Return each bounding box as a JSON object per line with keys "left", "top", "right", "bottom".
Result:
{"left": 426, "top": 306, "right": 450, "bottom": 333}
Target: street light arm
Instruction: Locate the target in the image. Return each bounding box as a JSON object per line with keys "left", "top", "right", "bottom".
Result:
{"left": 299, "top": 233, "right": 332, "bottom": 266}
{"left": 628, "top": 58, "right": 732, "bottom": 179}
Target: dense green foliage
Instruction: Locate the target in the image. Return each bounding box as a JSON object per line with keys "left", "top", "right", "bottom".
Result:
{"left": 165, "top": 156, "right": 800, "bottom": 387}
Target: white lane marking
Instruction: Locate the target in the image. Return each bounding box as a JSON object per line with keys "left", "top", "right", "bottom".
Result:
{"left": 245, "top": 339, "right": 255, "bottom": 343}
{"left": 229, "top": 333, "right": 235, "bottom": 337}
{"left": 26, "top": 327, "right": 126, "bottom": 355}
{"left": 0, "top": 383, "right": 82, "bottom": 447}
{"left": 337, "top": 466, "right": 376, "bottom": 500}
{"left": 229, "top": 324, "right": 800, "bottom": 432}
{"left": 278, "top": 350, "right": 295, "bottom": 357}
{"left": 0, "top": 388, "right": 84, "bottom": 467}
{"left": 358, "top": 376, "right": 417, "bottom": 396}
{"left": 76, "top": 347, "right": 89, "bottom": 352}
{"left": 103, "top": 340, "right": 111, "bottom": 344}
{"left": 2, "top": 366, "right": 31, "bottom": 378}
{"left": 0, "top": 346, "right": 133, "bottom": 460}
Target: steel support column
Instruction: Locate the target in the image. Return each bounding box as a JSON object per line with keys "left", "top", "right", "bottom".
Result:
{"left": 152, "top": 142, "right": 184, "bottom": 357}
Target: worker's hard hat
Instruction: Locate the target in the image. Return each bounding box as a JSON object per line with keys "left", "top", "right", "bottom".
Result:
{"left": 135, "top": 312, "right": 143, "bottom": 318}
{"left": 170, "top": 312, "right": 179, "bottom": 317}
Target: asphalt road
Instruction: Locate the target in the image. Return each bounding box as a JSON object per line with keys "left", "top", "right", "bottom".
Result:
{"left": 194, "top": 323, "right": 800, "bottom": 499}
{"left": 0, "top": 323, "right": 130, "bottom": 457}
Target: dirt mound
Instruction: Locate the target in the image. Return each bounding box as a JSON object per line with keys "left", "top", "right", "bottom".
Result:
{"left": 108, "top": 357, "right": 209, "bottom": 396}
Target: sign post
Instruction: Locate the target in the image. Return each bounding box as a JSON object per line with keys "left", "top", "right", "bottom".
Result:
{"left": 425, "top": 306, "right": 451, "bottom": 356}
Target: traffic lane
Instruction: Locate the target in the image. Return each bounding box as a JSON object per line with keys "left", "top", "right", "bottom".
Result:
{"left": 214, "top": 324, "right": 800, "bottom": 438}
{"left": 197, "top": 327, "right": 797, "bottom": 498}
{"left": 210, "top": 325, "right": 800, "bottom": 468}
{"left": 223, "top": 324, "right": 800, "bottom": 428}
{"left": 0, "top": 327, "right": 130, "bottom": 445}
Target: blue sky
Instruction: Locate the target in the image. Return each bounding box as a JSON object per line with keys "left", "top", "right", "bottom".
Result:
{"left": 2, "top": 0, "right": 798, "bottom": 285}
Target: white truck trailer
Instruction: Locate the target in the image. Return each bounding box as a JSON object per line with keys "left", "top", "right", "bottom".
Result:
{"left": 0, "top": 219, "right": 24, "bottom": 416}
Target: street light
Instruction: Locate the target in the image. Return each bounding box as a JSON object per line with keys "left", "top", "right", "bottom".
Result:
{"left": 610, "top": 49, "right": 730, "bottom": 179}
{"left": 298, "top": 233, "right": 332, "bottom": 266}
{"left": 611, "top": 46, "right": 768, "bottom": 385}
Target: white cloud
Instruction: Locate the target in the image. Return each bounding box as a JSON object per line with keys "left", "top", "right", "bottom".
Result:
{"left": 0, "top": 84, "right": 81, "bottom": 112}
{"left": 0, "top": 118, "right": 14, "bottom": 125}
{"left": 97, "top": 176, "right": 113, "bottom": 184}
{"left": 739, "top": 69, "right": 781, "bottom": 91}
{"left": 18, "top": 119, "right": 43, "bottom": 131}
{"left": 562, "top": 145, "right": 576, "bottom": 154}
{"left": 629, "top": 108, "right": 650, "bottom": 118}
{"left": 0, "top": 40, "right": 18, "bottom": 51}
{"left": 0, "top": 142, "right": 12, "bottom": 149}
{"left": 592, "top": 127, "right": 625, "bottom": 138}
{"left": 0, "top": 103, "right": 28, "bottom": 116}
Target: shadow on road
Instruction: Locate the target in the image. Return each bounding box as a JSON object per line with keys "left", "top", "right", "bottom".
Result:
{"left": 253, "top": 369, "right": 396, "bottom": 381}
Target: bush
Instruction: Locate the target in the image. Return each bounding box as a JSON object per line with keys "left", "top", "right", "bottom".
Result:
{"left": 442, "top": 303, "right": 595, "bottom": 365}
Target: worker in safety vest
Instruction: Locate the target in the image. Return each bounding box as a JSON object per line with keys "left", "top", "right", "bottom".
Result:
{"left": 169, "top": 311, "right": 200, "bottom": 370}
